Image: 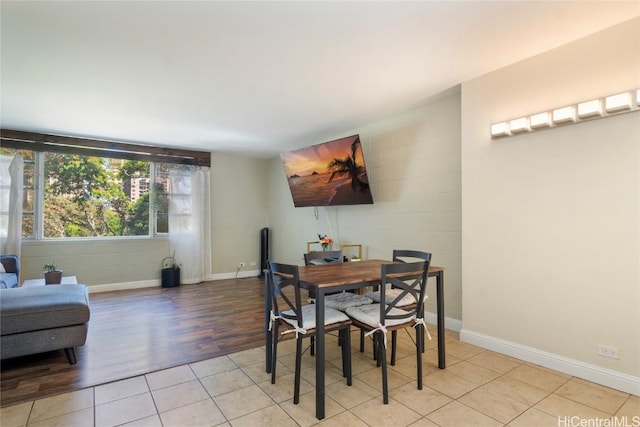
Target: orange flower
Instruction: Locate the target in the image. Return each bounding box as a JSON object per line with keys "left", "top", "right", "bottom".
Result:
{"left": 318, "top": 234, "right": 334, "bottom": 250}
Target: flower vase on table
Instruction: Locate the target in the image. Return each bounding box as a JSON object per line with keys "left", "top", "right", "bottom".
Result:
{"left": 318, "top": 234, "right": 334, "bottom": 251}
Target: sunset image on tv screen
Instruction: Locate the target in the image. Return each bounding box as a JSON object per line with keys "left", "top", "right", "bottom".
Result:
{"left": 280, "top": 135, "right": 373, "bottom": 207}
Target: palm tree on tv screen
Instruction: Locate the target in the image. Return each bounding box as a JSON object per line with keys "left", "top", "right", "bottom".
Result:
{"left": 326, "top": 140, "right": 369, "bottom": 192}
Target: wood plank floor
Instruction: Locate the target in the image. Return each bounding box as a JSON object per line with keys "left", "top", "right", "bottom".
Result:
{"left": 0, "top": 277, "right": 267, "bottom": 407}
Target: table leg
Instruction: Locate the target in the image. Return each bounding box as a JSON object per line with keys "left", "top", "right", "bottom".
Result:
{"left": 265, "top": 274, "right": 272, "bottom": 373}
{"left": 315, "top": 287, "right": 326, "bottom": 420}
{"left": 436, "top": 270, "right": 446, "bottom": 369}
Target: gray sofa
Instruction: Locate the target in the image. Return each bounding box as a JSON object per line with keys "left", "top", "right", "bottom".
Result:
{"left": 0, "top": 284, "right": 90, "bottom": 364}
{"left": 0, "top": 255, "right": 19, "bottom": 289}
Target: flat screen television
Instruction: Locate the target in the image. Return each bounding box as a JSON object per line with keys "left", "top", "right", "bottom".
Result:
{"left": 280, "top": 134, "right": 374, "bottom": 207}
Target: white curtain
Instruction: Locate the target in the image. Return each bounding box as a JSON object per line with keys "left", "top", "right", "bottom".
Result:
{"left": 168, "top": 166, "right": 212, "bottom": 284}
{"left": 0, "top": 154, "right": 24, "bottom": 256}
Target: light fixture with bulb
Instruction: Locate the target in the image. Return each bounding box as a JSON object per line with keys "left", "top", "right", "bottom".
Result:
{"left": 490, "top": 88, "right": 639, "bottom": 140}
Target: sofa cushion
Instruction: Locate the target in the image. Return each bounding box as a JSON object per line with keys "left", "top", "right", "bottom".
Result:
{"left": 0, "top": 284, "right": 90, "bottom": 335}
{"left": 0, "top": 255, "right": 18, "bottom": 274}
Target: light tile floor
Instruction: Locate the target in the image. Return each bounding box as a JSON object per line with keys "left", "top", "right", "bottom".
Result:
{"left": 1, "top": 330, "right": 638, "bottom": 427}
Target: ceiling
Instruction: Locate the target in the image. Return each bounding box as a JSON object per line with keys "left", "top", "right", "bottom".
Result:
{"left": 1, "top": 1, "right": 637, "bottom": 158}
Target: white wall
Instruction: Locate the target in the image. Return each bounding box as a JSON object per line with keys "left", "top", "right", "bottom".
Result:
{"left": 21, "top": 238, "right": 170, "bottom": 291}
{"left": 211, "top": 152, "right": 269, "bottom": 276}
{"left": 268, "top": 90, "right": 462, "bottom": 322}
{"left": 460, "top": 18, "right": 639, "bottom": 393}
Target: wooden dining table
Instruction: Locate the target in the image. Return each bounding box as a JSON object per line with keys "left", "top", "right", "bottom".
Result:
{"left": 264, "top": 258, "right": 445, "bottom": 420}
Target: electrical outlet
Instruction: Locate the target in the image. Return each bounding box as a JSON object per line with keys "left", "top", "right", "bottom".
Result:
{"left": 597, "top": 344, "right": 619, "bottom": 359}
{"left": 238, "top": 262, "right": 246, "bottom": 268}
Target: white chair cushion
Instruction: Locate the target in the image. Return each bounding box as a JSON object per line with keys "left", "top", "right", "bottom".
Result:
{"left": 325, "top": 292, "right": 373, "bottom": 311}
{"left": 364, "top": 286, "right": 417, "bottom": 307}
{"left": 345, "top": 304, "right": 414, "bottom": 328}
{"left": 281, "top": 304, "right": 349, "bottom": 330}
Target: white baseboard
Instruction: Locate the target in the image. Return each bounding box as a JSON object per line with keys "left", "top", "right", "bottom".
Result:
{"left": 87, "top": 280, "right": 160, "bottom": 293}
{"left": 86, "top": 271, "right": 261, "bottom": 293}
{"left": 424, "top": 312, "right": 462, "bottom": 333}
{"left": 460, "top": 329, "right": 640, "bottom": 396}
{"left": 211, "top": 270, "right": 262, "bottom": 280}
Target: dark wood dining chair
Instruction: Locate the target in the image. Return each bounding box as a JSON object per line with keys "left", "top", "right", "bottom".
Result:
{"left": 266, "top": 261, "right": 352, "bottom": 404}
{"left": 304, "top": 249, "right": 372, "bottom": 308}
{"left": 304, "top": 250, "right": 373, "bottom": 355}
{"left": 304, "top": 249, "right": 372, "bottom": 355}
{"left": 363, "top": 250, "right": 432, "bottom": 359}
{"left": 392, "top": 249, "right": 433, "bottom": 358}
{"left": 304, "top": 250, "right": 345, "bottom": 304}
{"left": 345, "top": 259, "right": 430, "bottom": 404}
{"left": 303, "top": 250, "right": 343, "bottom": 266}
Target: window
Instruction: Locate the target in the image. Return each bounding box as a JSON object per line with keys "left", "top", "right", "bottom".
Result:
{"left": 153, "top": 163, "right": 170, "bottom": 234}
{"left": 1, "top": 148, "right": 155, "bottom": 238}
{"left": 0, "top": 149, "right": 190, "bottom": 239}
{"left": 0, "top": 130, "right": 210, "bottom": 240}
{"left": 152, "top": 163, "right": 201, "bottom": 234}
{"left": 43, "top": 152, "right": 154, "bottom": 237}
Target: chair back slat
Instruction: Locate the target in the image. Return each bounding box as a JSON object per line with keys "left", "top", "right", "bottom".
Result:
{"left": 267, "top": 262, "right": 303, "bottom": 327}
